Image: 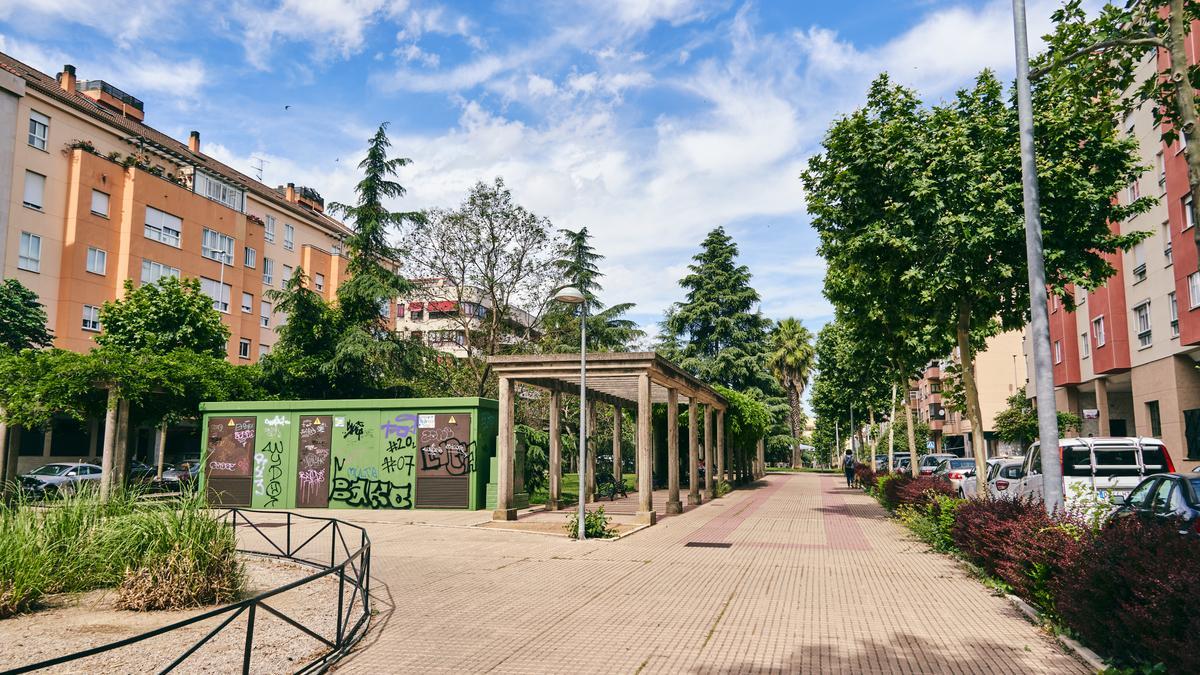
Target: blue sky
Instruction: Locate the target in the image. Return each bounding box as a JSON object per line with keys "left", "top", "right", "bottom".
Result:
{"left": 0, "top": 0, "right": 1073, "bottom": 337}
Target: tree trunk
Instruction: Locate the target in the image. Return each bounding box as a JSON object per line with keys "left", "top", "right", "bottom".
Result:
{"left": 787, "top": 384, "right": 802, "bottom": 467}
{"left": 1166, "top": 1, "right": 1200, "bottom": 258}
{"left": 888, "top": 383, "right": 897, "bottom": 474}
{"left": 99, "top": 388, "right": 119, "bottom": 500}
{"left": 905, "top": 389, "right": 919, "bottom": 477}
{"left": 155, "top": 423, "right": 168, "bottom": 481}
{"left": 956, "top": 302, "right": 989, "bottom": 497}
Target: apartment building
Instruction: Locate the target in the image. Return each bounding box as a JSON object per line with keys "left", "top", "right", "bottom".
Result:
{"left": 1, "top": 54, "right": 351, "bottom": 363}
{"left": 909, "top": 330, "right": 1028, "bottom": 458}
{"left": 0, "top": 53, "right": 351, "bottom": 468}
{"left": 396, "top": 278, "right": 539, "bottom": 358}
{"left": 1033, "top": 50, "right": 1200, "bottom": 472}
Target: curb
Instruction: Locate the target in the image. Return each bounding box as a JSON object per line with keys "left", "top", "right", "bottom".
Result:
{"left": 1004, "top": 594, "right": 1108, "bottom": 673}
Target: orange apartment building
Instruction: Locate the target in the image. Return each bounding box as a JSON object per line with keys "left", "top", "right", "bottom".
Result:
{"left": 1, "top": 53, "right": 352, "bottom": 467}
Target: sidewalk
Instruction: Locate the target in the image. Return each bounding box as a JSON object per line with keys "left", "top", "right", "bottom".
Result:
{"left": 333, "top": 473, "right": 1088, "bottom": 674}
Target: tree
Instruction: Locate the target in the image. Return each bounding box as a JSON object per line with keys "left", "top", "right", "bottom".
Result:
{"left": 1040, "top": 0, "right": 1200, "bottom": 252}
{"left": 767, "top": 318, "right": 814, "bottom": 467}
{"left": 402, "top": 178, "right": 558, "bottom": 397}
{"left": 994, "top": 387, "right": 1082, "bottom": 449}
{"left": 808, "top": 318, "right": 893, "bottom": 465}
{"left": 541, "top": 227, "right": 643, "bottom": 353}
{"left": 0, "top": 279, "right": 53, "bottom": 352}
{"left": 96, "top": 277, "right": 229, "bottom": 357}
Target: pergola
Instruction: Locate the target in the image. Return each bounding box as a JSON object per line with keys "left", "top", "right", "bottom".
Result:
{"left": 489, "top": 352, "right": 766, "bottom": 524}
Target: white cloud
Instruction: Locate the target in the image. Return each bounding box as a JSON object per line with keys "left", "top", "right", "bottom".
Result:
{"left": 0, "top": 0, "right": 182, "bottom": 47}
{"left": 235, "top": 0, "right": 408, "bottom": 69}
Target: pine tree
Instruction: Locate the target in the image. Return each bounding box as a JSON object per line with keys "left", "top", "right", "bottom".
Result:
{"left": 542, "top": 227, "right": 643, "bottom": 353}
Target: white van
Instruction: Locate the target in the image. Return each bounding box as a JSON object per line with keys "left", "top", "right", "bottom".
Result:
{"left": 1013, "top": 437, "right": 1175, "bottom": 507}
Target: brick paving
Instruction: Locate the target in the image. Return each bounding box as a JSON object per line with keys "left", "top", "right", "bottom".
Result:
{"left": 331, "top": 473, "right": 1088, "bottom": 674}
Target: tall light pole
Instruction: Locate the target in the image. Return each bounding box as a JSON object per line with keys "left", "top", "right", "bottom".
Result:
{"left": 1012, "top": 0, "right": 1063, "bottom": 514}
{"left": 554, "top": 285, "right": 588, "bottom": 540}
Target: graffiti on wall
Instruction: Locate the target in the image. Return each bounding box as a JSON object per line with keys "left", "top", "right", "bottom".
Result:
{"left": 207, "top": 417, "right": 256, "bottom": 477}
{"left": 328, "top": 456, "right": 413, "bottom": 509}
{"left": 296, "top": 416, "right": 332, "bottom": 508}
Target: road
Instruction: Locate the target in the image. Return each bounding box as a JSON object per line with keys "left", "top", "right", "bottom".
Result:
{"left": 332, "top": 472, "right": 1087, "bottom": 674}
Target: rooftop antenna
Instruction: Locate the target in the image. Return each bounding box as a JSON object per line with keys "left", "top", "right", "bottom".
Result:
{"left": 250, "top": 156, "right": 269, "bottom": 182}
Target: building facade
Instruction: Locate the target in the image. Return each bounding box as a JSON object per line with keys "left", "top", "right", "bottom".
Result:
{"left": 909, "top": 330, "right": 1028, "bottom": 458}
{"left": 396, "top": 278, "right": 540, "bottom": 358}
{"left": 1034, "top": 50, "right": 1200, "bottom": 472}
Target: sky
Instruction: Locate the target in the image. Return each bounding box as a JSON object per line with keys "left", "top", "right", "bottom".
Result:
{"left": 0, "top": 0, "right": 1079, "bottom": 339}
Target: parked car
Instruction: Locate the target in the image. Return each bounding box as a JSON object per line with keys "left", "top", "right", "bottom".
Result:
{"left": 1108, "top": 473, "right": 1200, "bottom": 536}
{"left": 155, "top": 462, "right": 200, "bottom": 491}
{"left": 130, "top": 461, "right": 159, "bottom": 484}
{"left": 960, "top": 458, "right": 1024, "bottom": 499}
{"left": 918, "top": 453, "right": 957, "bottom": 476}
{"left": 933, "top": 458, "right": 979, "bottom": 495}
{"left": 874, "top": 455, "right": 890, "bottom": 472}
{"left": 1012, "top": 437, "right": 1174, "bottom": 507}
{"left": 19, "top": 462, "right": 102, "bottom": 499}
{"left": 892, "top": 456, "right": 912, "bottom": 474}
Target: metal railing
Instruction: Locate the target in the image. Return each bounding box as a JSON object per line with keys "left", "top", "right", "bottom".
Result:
{"left": 7, "top": 509, "right": 371, "bottom": 675}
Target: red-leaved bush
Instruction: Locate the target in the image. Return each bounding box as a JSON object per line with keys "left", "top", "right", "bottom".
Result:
{"left": 878, "top": 473, "right": 913, "bottom": 511}
{"left": 1053, "top": 516, "right": 1200, "bottom": 674}
{"left": 854, "top": 463, "right": 877, "bottom": 490}
{"left": 894, "top": 476, "right": 955, "bottom": 510}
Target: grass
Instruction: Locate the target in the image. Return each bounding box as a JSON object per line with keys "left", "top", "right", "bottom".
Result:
{"left": 529, "top": 472, "right": 638, "bottom": 506}
{"left": 0, "top": 485, "right": 243, "bottom": 618}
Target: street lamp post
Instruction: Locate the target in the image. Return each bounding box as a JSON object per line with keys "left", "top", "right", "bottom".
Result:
{"left": 554, "top": 286, "right": 588, "bottom": 540}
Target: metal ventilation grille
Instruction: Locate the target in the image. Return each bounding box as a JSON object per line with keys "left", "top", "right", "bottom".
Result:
{"left": 417, "top": 476, "right": 469, "bottom": 508}
{"left": 684, "top": 541, "right": 732, "bottom": 548}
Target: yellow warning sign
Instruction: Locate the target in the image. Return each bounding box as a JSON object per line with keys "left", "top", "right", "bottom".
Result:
{"left": 448, "top": 416, "right": 457, "bottom": 424}
{"left": 227, "top": 419, "right": 235, "bottom": 426}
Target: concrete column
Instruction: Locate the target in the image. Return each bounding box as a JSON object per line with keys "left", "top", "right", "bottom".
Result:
{"left": 42, "top": 424, "right": 53, "bottom": 457}
{"left": 586, "top": 401, "right": 597, "bottom": 502}
{"left": 1096, "top": 378, "right": 1110, "bottom": 436}
{"left": 715, "top": 410, "right": 725, "bottom": 490}
{"left": 612, "top": 402, "right": 622, "bottom": 484}
{"left": 756, "top": 437, "right": 766, "bottom": 479}
{"left": 636, "top": 373, "right": 655, "bottom": 524}
{"left": 687, "top": 399, "right": 701, "bottom": 505}
{"left": 493, "top": 377, "right": 517, "bottom": 520}
{"left": 666, "top": 389, "right": 682, "bottom": 514}
{"left": 718, "top": 410, "right": 730, "bottom": 486}
{"left": 548, "top": 390, "right": 561, "bottom": 511}
{"left": 3, "top": 425, "right": 20, "bottom": 487}
{"left": 704, "top": 405, "right": 715, "bottom": 500}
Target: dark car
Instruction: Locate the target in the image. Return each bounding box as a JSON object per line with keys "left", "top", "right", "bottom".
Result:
{"left": 155, "top": 462, "right": 200, "bottom": 491}
{"left": 874, "top": 455, "right": 890, "bottom": 472}
{"left": 1110, "top": 473, "right": 1200, "bottom": 536}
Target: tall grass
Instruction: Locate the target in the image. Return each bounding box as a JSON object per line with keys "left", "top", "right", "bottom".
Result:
{"left": 0, "top": 486, "right": 243, "bottom": 618}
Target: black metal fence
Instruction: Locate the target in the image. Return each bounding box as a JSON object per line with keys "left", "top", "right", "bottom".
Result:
{"left": 7, "top": 509, "right": 371, "bottom": 674}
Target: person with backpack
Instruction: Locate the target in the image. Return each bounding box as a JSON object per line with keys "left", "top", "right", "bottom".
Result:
{"left": 842, "top": 450, "right": 856, "bottom": 488}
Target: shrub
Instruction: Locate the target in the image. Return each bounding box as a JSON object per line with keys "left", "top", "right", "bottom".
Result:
{"left": 853, "top": 463, "right": 877, "bottom": 490}
{"left": 877, "top": 472, "right": 914, "bottom": 511}
{"left": 899, "top": 494, "right": 963, "bottom": 553}
{"left": 1054, "top": 516, "right": 1200, "bottom": 673}
{"left": 894, "top": 476, "right": 955, "bottom": 510}
{"left": 566, "top": 506, "right": 617, "bottom": 539}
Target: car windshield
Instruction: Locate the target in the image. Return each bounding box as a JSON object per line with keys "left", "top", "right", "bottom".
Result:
{"left": 27, "top": 464, "right": 71, "bottom": 476}
{"left": 949, "top": 459, "right": 975, "bottom": 470}
{"left": 1064, "top": 444, "right": 1167, "bottom": 477}
{"left": 1188, "top": 478, "right": 1200, "bottom": 498}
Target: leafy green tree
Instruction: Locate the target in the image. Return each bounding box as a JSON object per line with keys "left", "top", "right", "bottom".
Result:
{"left": 0, "top": 279, "right": 53, "bottom": 352}
{"left": 542, "top": 227, "right": 643, "bottom": 353}
{"left": 96, "top": 277, "right": 229, "bottom": 357}
{"left": 994, "top": 387, "right": 1082, "bottom": 449}
{"left": 808, "top": 318, "right": 893, "bottom": 465}
{"left": 767, "top": 318, "right": 814, "bottom": 467}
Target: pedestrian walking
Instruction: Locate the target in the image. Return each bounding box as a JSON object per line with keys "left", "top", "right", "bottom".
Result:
{"left": 842, "top": 450, "right": 855, "bottom": 488}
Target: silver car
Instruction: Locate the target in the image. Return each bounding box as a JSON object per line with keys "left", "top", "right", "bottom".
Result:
{"left": 20, "top": 462, "right": 102, "bottom": 498}
{"left": 933, "top": 458, "right": 979, "bottom": 495}
{"left": 960, "top": 458, "right": 1024, "bottom": 499}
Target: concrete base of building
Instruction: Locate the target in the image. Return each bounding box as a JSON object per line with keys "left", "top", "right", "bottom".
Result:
{"left": 706, "top": 489, "right": 717, "bottom": 501}
{"left": 665, "top": 499, "right": 683, "bottom": 514}
{"left": 546, "top": 499, "right": 560, "bottom": 512}
{"left": 635, "top": 510, "right": 657, "bottom": 525}
{"left": 492, "top": 508, "right": 518, "bottom": 521}
{"left": 687, "top": 493, "right": 702, "bottom": 506}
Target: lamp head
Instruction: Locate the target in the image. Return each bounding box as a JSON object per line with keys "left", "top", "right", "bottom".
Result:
{"left": 553, "top": 286, "right": 586, "bottom": 304}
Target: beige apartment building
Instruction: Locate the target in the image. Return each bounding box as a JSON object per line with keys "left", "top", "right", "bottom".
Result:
{"left": 1032, "top": 50, "right": 1200, "bottom": 472}
{"left": 0, "top": 53, "right": 353, "bottom": 468}
{"left": 909, "top": 330, "right": 1028, "bottom": 458}
{"left": 396, "top": 278, "right": 540, "bottom": 358}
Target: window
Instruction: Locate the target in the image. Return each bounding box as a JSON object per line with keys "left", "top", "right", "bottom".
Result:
{"left": 241, "top": 291, "right": 253, "bottom": 313}
{"left": 929, "top": 383, "right": 942, "bottom": 393}
{"left": 1053, "top": 340, "right": 1063, "bottom": 364}
{"left": 194, "top": 171, "right": 244, "bottom": 212}
{"left": 1132, "top": 242, "right": 1146, "bottom": 282}
{"left": 264, "top": 215, "right": 276, "bottom": 243}
{"left": 283, "top": 264, "right": 293, "bottom": 281}
{"left": 283, "top": 224, "right": 295, "bottom": 251}
{"left": 1134, "top": 302, "right": 1152, "bottom": 348}
{"left": 1126, "top": 178, "right": 1140, "bottom": 205}
{"left": 1081, "top": 332, "right": 1090, "bottom": 358}
{"left": 86, "top": 247, "right": 106, "bottom": 275}
{"left": 314, "top": 273, "right": 325, "bottom": 291}
{"left": 1190, "top": 272, "right": 1200, "bottom": 309}
{"left": 1185, "top": 195, "right": 1196, "bottom": 231}
{"left": 238, "top": 338, "right": 251, "bottom": 360}
{"left": 23, "top": 171, "right": 45, "bottom": 209}
{"left": 259, "top": 344, "right": 270, "bottom": 358}
{"left": 1163, "top": 221, "right": 1173, "bottom": 265}
{"left": 28, "top": 111, "right": 48, "bottom": 150}
{"left": 260, "top": 300, "right": 271, "bottom": 328}
{"left": 144, "top": 207, "right": 182, "bottom": 247}
{"left": 1092, "top": 316, "right": 1106, "bottom": 347}
{"left": 200, "top": 277, "right": 231, "bottom": 313}
{"left": 18, "top": 232, "right": 41, "bottom": 272}
{"left": 263, "top": 258, "right": 274, "bottom": 286}
{"left": 1157, "top": 151, "right": 1166, "bottom": 191}
{"left": 141, "top": 260, "right": 180, "bottom": 284}
{"left": 91, "top": 190, "right": 109, "bottom": 217}
{"left": 201, "top": 228, "right": 235, "bottom": 264}
{"left": 1170, "top": 292, "right": 1180, "bottom": 338}
{"left": 81, "top": 305, "right": 101, "bottom": 332}
{"left": 1148, "top": 400, "right": 1162, "bottom": 438}
{"left": 397, "top": 303, "right": 406, "bottom": 318}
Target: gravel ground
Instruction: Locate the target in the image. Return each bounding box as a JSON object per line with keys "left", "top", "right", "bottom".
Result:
{"left": 0, "top": 555, "right": 350, "bottom": 674}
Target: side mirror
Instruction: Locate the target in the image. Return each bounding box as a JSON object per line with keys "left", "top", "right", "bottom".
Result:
{"left": 65, "top": 470, "right": 77, "bottom": 477}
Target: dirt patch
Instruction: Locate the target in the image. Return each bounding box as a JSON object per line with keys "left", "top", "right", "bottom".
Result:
{"left": 0, "top": 555, "right": 347, "bottom": 674}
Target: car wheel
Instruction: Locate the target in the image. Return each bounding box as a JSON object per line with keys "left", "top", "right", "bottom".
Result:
{"left": 958, "top": 489, "right": 965, "bottom": 499}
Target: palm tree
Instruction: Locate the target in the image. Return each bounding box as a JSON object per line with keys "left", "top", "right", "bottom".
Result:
{"left": 769, "top": 318, "right": 815, "bottom": 467}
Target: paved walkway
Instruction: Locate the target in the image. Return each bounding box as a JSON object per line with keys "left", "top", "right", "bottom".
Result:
{"left": 332, "top": 473, "right": 1087, "bottom": 674}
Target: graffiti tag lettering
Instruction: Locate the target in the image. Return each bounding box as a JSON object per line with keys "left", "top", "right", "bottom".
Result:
{"left": 380, "top": 414, "right": 419, "bottom": 439}
{"left": 328, "top": 457, "right": 412, "bottom": 509}
{"left": 342, "top": 419, "right": 365, "bottom": 440}
{"left": 419, "top": 440, "right": 474, "bottom": 476}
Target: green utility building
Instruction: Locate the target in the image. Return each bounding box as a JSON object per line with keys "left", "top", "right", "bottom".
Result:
{"left": 198, "top": 398, "right": 498, "bottom": 510}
